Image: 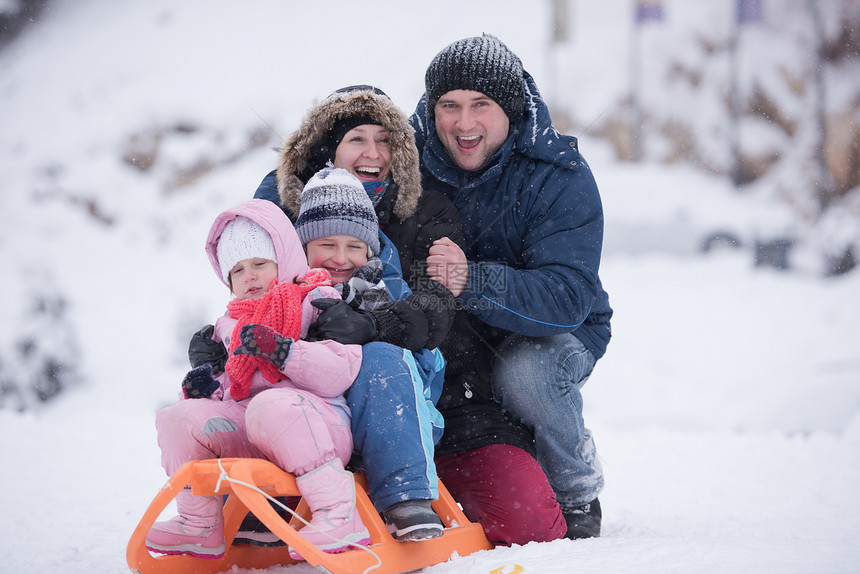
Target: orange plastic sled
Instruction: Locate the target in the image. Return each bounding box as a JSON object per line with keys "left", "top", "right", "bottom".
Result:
{"left": 127, "top": 458, "right": 493, "bottom": 574}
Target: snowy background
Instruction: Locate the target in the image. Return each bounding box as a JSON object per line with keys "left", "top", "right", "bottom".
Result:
{"left": 1, "top": 1, "right": 859, "bottom": 573}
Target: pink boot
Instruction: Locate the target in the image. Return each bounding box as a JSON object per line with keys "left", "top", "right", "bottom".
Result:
{"left": 289, "top": 460, "right": 370, "bottom": 561}
{"left": 145, "top": 488, "right": 225, "bottom": 559}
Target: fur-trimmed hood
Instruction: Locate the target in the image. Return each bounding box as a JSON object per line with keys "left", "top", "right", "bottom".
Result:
{"left": 276, "top": 88, "right": 421, "bottom": 222}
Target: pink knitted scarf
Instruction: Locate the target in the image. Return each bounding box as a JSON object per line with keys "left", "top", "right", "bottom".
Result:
{"left": 225, "top": 269, "right": 331, "bottom": 400}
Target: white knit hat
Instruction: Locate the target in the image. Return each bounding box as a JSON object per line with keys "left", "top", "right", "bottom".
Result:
{"left": 216, "top": 216, "right": 277, "bottom": 282}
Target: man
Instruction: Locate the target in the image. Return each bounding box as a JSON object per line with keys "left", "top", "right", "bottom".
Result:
{"left": 412, "top": 34, "right": 613, "bottom": 545}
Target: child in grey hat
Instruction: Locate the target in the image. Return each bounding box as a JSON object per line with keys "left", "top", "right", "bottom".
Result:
{"left": 296, "top": 167, "right": 453, "bottom": 541}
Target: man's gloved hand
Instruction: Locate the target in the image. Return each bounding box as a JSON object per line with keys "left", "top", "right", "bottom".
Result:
{"left": 374, "top": 300, "right": 430, "bottom": 352}
{"left": 188, "top": 324, "right": 227, "bottom": 375}
{"left": 233, "top": 324, "right": 293, "bottom": 368}
{"left": 308, "top": 298, "right": 378, "bottom": 345}
{"left": 408, "top": 281, "right": 455, "bottom": 349}
{"left": 182, "top": 364, "right": 220, "bottom": 399}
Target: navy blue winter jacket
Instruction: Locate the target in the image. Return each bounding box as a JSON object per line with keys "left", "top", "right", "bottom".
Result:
{"left": 410, "top": 71, "right": 612, "bottom": 456}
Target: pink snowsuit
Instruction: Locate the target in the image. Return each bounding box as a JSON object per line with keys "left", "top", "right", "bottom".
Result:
{"left": 155, "top": 199, "right": 362, "bottom": 478}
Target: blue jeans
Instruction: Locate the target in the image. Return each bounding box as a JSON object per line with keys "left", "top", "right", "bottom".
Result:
{"left": 492, "top": 332, "right": 603, "bottom": 509}
{"left": 346, "top": 341, "right": 445, "bottom": 511}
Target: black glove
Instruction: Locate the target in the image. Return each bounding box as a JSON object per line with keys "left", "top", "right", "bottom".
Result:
{"left": 308, "top": 298, "right": 378, "bottom": 345}
{"left": 182, "top": 364, "right": 220, "bottom": 399}
{"left": 188, "top": 324, "right": 227, "bottom": 375}
{"left": 373, "top": 300, "right": 430, "bottom": 352}
{"left": 408, "top": 281, "right": 455, "bottom": 349}
{"left": 232, "top": 324, "right": 293, "bottom": 368}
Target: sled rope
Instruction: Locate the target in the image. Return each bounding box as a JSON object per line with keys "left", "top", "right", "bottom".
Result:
{"left": 214, "top": 459, "right": 382, "bottom": 574}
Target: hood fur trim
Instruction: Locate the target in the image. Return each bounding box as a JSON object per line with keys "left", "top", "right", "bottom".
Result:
{"left": 276, "top": 89, "right": 421, "bottom": 221}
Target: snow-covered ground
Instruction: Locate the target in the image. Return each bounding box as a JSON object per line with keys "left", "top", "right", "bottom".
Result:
{"left": 1, "top": 1, "right": 859, "bottom": 573}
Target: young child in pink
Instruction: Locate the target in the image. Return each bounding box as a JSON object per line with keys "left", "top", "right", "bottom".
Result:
{"left": 145, "top": 198, "right": 370, "bottom": 559}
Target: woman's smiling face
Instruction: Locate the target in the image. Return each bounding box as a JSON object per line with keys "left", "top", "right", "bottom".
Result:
{"left": 333, "top": 124, "right": 392, "bottom": 183}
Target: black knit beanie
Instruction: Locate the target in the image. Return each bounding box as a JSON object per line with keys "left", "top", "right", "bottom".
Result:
{"left": 425, "top": 34, "right": 525, "bottom": 123}
{"left": 327, "top": 85, "right": 389, "bottom": 151}
{"left": 326, "top": 114, "right": 379, "bottom": 152}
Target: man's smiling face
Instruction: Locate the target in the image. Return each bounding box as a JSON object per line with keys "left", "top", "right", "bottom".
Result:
{"left": 433, "top": 89, "right": 509, "bottom": 172}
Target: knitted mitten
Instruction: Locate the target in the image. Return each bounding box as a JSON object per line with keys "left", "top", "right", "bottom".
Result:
{"left": 232, "top": 324, "right": 293, "bottom": 369}
{"left": 182, "top": 364, "right": 220, "bottom": 399}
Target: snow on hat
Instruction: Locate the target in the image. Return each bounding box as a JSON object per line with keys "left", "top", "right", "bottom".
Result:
{"left": 216, "top": 216, "right": 277, "bottom": 282}
{"left": 425, "top": 33, "right": 525, "bottom": 123}
{"left": 295, "top": 167, "right": 380, "bottom": 255}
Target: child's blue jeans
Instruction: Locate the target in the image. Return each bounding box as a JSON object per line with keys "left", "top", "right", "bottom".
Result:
{"left": 346, "top": 341, "right": 445, "bottom": 511}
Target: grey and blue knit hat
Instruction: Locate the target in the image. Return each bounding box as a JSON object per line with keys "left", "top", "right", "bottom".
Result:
{"left": 425, "top": 33, "right": 525, "bottom": 123}
{"left": 295, "top": 167, "right": 380, "bottom": 255}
